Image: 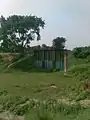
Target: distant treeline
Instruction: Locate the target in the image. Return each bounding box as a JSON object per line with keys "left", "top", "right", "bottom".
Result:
{"left": 73, "top": 46, "right": 90, "bottom": 59}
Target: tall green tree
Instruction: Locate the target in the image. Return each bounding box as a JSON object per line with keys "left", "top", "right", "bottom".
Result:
{"left": 52, "top": 37, "right": 66, "bottom": 49}
{"left": 0, "top": 15, "right": 45, "bottom": 53}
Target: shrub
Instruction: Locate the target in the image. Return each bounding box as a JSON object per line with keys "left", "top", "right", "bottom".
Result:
{"left": 9, "top": 55, "right": 35, "bottom": 72}
{"left": 73, "top": 46, "right": 90, "bottom": 59}
{"left": 76, "top": 91, "right": 90, "bottom": 101}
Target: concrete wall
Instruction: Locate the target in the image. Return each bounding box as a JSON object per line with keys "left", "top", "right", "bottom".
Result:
{"left": 36, "top": 60, "right": 64, "bottom": 70}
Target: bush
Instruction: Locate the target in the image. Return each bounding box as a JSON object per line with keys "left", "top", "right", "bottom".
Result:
{"left": 73, "top": 46, "right": 90, "bottom": 59}
{"left": 10, "top": 55, "right": 35, "bottom": 72}
{"left": 76, "top": 91, "right": 90, "bottom": 101}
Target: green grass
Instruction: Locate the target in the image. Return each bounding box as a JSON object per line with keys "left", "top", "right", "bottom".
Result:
{"left": 25, "top": 108, "right": 90, "bottom": 120}
{"left": 0, "top": 72, "right": 76, "bottom": 100}
{"left": 68, "top": 51, "right": 90, "bottom": 70}
{"left": 0, "top": 72, "right": 90, "bottom": 120}
{"left": 0, "top": 52, "right": 90, "bottom": 119}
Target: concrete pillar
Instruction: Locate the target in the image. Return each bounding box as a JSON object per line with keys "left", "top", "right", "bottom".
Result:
{"left": 64, "top": 50, "right": 68, "bottom": 72}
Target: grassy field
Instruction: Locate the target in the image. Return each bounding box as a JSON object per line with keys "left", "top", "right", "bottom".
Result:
{"left": 0, "top": 72, "right": 90, "bottom": 120}
{"left": 0, "top": 53, "right": 90, "bottom": 120}
{"left": 0, "top": 72, "right": 76, "bottom": 100}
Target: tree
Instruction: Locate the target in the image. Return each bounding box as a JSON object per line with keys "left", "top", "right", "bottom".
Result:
{"left": 42, "top": 44, "right": 48, "bottom": 48}
{"left": 52, "top": 37, "right": 66, "bottom": 49}
{"left": 73, "top": 46, "right": 90, "bottom": 59}
{"left": 0, "top": 15, "right": 45, "bottom": 53}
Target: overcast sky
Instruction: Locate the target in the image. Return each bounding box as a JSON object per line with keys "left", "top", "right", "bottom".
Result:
{"left": 0, "top": 0, "right": 90, "bottom": 49}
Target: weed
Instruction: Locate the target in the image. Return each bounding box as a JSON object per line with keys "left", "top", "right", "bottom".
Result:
{"left": 76, "top": 91, "right": 90, "bottom": 101}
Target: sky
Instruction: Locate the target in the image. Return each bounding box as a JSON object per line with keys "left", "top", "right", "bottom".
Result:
{"left": 0, "top": 0, "right": 90, "bottom": 49}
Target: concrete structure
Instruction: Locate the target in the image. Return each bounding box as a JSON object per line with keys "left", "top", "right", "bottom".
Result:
{"left": 34, "top": 48, "right": 68, "bottom": 71}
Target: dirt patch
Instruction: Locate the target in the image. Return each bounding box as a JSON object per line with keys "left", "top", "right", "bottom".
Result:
{"left": 0, "top": 112, "right": 24, "bottom": 120}
{"left": 79, "top": 99, "right": 90, "bottom": 107}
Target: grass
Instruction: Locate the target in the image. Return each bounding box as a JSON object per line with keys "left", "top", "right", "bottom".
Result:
{"left": 0, "top": 72, "right": 77, "bottom": 100}
{"left": 0, "top": 52, "right": 90, "bottom": 120}
{"left": 68, "top": 51, "right": 88, "bottom": 67}
{"left": 0, "top": 71, "right": 89, "bottom": 119}
{"left": 0, "top": 53, "right": 90, "bottom": 120}
{"left": 0, "top": 64, "right": 90, "bottom": 119}
{"left": 25, "top": 107, "right": 90, "bottom": 120}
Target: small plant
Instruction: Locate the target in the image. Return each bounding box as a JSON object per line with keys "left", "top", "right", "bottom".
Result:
{"left": 14, "top": 104, "right": 29, "bottom": 116}
{"left": 0, "top": 89, "right": 8, "bottom": 96}
{"left": 76, "top": 91, "right": 90, "bottom": 101}
{"left": 37, "top": 110, "right": 53, "bottom": 120}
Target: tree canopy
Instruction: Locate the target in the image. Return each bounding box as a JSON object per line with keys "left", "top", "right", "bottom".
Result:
{"left": 52, "top": 37, "right": 66, "bottom": 49}
{"left": 0, "top": 15, "right": 45, "bottom": 53}
{"left": 73, "top": 46, "right": 90, "bottom": 59}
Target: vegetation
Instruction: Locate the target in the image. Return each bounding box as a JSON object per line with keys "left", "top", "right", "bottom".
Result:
{"left": 72, "top": 46, "right": 90, "bottom": 59}
{"left": 0, "top": 72, "right": 90, "bottom": 120}
{"left": 52, "top": 37, "right": 66, "bottom": 49}
{"left": 0, "top": 15, "right": 45, "bottom": 53}
{"left": 0, "top": 42, "right": 90, "bottom": 120}
{"left": 0, "top": 72, "right": 76, "bottom": 99}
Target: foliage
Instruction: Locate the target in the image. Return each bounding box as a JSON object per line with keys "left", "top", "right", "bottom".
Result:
{"left": 0, "top": 95, "right": 84, "bottom": 116}
{"left": 0, "top": 93, "right": 90, "bottom": 120}
{"left": 10, "top": 55, "right": 35, "bottom": 71}
{"left": 42, "top": 44, "right": 48, "bottom": 48}
{"left": 0, "top": 15, "right": 45, "bottom": 53}
{"left": 0, "top": 54, "right": 35, "bottom": 72}
{"left": 52, "top": 37, "right": 66, "bottom": 49}
{"left": 72, "top": 46, "right": 90, "bottom": 59}
{"left": 76, "top": 91, "right": 90, "bottom": 101}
